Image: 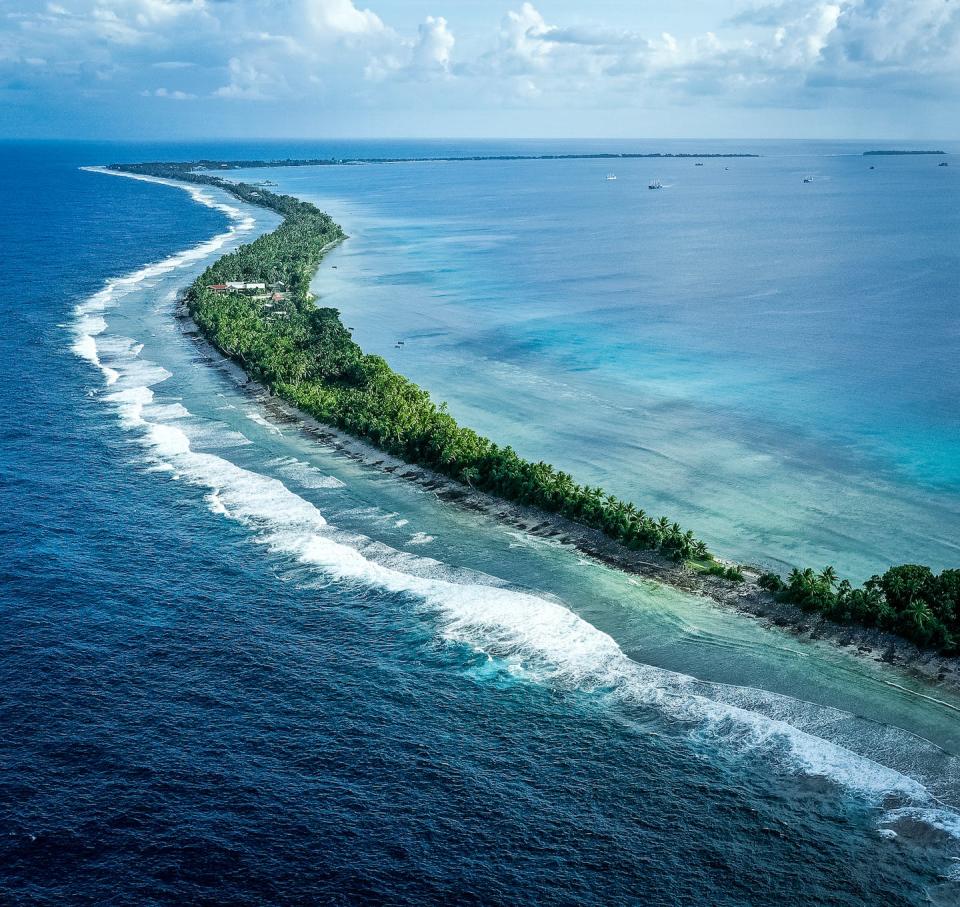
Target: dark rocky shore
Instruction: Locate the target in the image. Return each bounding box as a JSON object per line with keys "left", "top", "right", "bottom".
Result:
{"left": 175, "top": 302, "right": 960, "bottom": 698}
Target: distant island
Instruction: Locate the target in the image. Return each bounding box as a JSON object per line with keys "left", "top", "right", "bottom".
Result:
{"left": 863, "top": 150, "right": 946, "bottom": 156}
{"left": 102, "top": 158, "right": 960, "bottom": 670}
{"left": 117, "top": 151, "right": 759, "bottom": 177}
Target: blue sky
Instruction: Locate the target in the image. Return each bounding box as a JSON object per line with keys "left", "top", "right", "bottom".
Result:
{"left": 2, "top": 0, "right": 958, "bottom": 139}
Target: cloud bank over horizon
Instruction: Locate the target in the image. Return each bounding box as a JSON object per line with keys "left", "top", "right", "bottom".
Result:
{"left": 2, "top": 0, "right": 958, "bottom": 138}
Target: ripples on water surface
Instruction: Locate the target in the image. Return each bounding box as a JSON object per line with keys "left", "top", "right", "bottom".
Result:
{"left": 2, "top": 142, "right": 960, "bottom": 905}
{"left": 269, "top": 141, "right": 960, "bottom": 581}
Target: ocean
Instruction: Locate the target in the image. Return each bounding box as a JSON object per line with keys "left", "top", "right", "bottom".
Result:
{"left": 2, "top": 140, "right": 960, "bottom": 905}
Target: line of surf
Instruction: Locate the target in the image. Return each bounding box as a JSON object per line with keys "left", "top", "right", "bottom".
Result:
{"left": 72, "top": 167, "right": 960, "bottom": 849}
{"left": 72, "top": 168, "right": 256, "bottom": 382}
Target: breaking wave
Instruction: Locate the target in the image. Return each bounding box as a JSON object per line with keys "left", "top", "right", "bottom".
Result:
{"left": 72, "top": 169, "right": 960, "bottom": 848}
{"left": 72, "top": 167, "right": 255, "bottom": 377}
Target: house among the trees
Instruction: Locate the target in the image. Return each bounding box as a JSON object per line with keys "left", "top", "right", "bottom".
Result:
{"left": 207, "top": 281, "right": 268, "bottom": 294}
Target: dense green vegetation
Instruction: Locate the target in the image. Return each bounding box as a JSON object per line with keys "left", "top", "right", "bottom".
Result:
{"left": 706, "top": 563, "right": 745, "bottom": 582}
{"left": 112, "top": 159, "right": 960, "bottom": 656}
{"left": 113, "top": 163, "right": 713, "bottom": 563}
{"left": 759, "top": 565, "right": 960, "bottom": 652}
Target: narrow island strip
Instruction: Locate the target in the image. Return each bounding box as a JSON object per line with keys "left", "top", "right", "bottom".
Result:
{"left": 104, "top": 158, "right": 960, "bottom": 688}
{"left": 114, "top": 151, "right": 759, "bottom": 176}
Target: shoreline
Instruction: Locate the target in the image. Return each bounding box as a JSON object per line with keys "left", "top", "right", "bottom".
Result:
{"left": 88, "top": 160, "right": 960, "bottom": 698}
{"left": 174, "top": 300, "right": 960, "bottom": 698}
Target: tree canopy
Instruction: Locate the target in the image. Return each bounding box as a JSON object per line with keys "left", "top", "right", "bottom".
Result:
{"left": 113, "top": 160, "right": 960, "bottom": 655}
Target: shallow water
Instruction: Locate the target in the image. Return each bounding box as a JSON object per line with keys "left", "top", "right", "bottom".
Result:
{"left": 237, "top": 140, "right": 960, "bottom": 581}
{"left": 3, "top": 141, "right": 960, "bottom": 905}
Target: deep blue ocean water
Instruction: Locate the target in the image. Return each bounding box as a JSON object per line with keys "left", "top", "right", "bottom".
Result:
{"left": 3, "top": 141, "right": 960, "bottom": 905}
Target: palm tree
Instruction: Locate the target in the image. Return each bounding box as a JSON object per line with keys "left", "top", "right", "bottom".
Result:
{"left": 903, "top": 599, "right": 936, "bottom": 642}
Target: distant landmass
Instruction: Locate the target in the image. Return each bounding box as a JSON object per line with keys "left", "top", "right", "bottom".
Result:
{"left": 863, "top": 149, "right": 946, "bottom": 156}
{"left": 118, "top": 152, "right": 759, "bottom": 175}
{"left": 103, "top": 157, "right": 960, "bottom": 661}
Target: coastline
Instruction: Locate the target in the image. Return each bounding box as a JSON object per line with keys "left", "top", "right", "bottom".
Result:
{"left": 175, "top": 300, "right": 960, "bottom": 697}
{"left": 87, "top": 160, "right": 960, "bottom": 697}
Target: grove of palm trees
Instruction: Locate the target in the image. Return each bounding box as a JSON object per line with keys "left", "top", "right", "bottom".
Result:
{"left": 112, "top": 160, "right": 960, "bottom": 655}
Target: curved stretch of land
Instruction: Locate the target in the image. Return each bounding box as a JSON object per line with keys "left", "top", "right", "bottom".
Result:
{"left": 107, "top": 158, "right": 960, "bottom": 685}
{"left": 863, "top": 149, "right": 947, "bottom": 155}
{"left": 116, "top": 152, "right": 758, "bottom": 176}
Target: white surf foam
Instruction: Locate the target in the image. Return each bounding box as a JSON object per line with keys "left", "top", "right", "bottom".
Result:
{"left": 246, "top": 410, "right": 283, "bottom": 434}
{"left": 71, "top": 167, "right": 256, "bottom": 389}
{"left": 70, "top": 166, "right": 960, "bottom": 846}
{"left": 269, "top": 456, "right": 347, "bottom": 490}
{"left": 111, "top": 354, "right": 960, "bottom": 821}
{"left": 408, "top": 532, "right": 435, "bottom": 546}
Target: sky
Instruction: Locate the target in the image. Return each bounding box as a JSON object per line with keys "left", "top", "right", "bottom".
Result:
{"left": 1, "top": 0, "right": 958, "bottom": 139}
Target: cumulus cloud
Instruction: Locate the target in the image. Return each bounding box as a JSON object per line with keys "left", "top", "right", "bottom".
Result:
{"left": 141, "top": 86, "right": 196, "bottom": 99}
{"left": 495, "top": 2, "right": 552, "bottom": 72}
{"left": 412, "top": 15, "right": 454, "bottom": 74}
{"left": 477, "top": 0, "right": 960, "bottom": 106}
{"left": 305, "top": 0, "right": 384, "bottom": 36}
{"left": 364, "top": 12, "right": 455, "bottom": 82}
{"left": 2, "top": 0, "right": 958, "bottom": 133}
{"left": 214, "top": 55, "right": 291, "bottom": 100}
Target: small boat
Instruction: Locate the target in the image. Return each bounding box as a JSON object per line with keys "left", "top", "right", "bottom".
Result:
{"left": 606, "top": 173, "right": 617, "bottom": 181}
{"left": 939, "top": 161, "right": 949, "bottom": 167}
{"left": 648, "top": 180, "right": 663, "bottom": 190}
{"left": 803, "top": 176, "right": 814, "bottom": 183}
{"left": 695, "top": 162, "right": 704, "bottom": 167}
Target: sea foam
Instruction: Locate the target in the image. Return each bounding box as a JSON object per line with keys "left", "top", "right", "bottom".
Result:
{"left": 72, "top": 166, "right": 960, "bottom": 846}
{"left": 102, "top": 335, "right": 960, "bottom": 821}
{"left": 71, "top": 167, "right": 255, "bottom": 387}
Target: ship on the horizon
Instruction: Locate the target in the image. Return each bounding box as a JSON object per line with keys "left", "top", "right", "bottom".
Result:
{"left": 648, "top": 179, "right": 663, "bottom": 190}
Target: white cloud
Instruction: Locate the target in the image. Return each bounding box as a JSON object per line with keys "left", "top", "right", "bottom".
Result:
{"left": 3, "top": 0, "right": 959, "bottom": 132}
{"left": 214, "top": 56, "right": 289, "bottom": 100}
{"left": 496, "top": 2, "right": 551, "bottom": 72}
{"left": 141, "top": 86, "right": 196, "bottom": 99}
{"left": 305, "top": 0, "right": 384, "bottom": 36}
{"left": 365, "top": 13, "right": 456, "bottom": 81}
{"left": 474, "top": 1, "right": 960, "bottom": 107}
{"left": 412, "top": 15, "right": 454, "bottom": 74}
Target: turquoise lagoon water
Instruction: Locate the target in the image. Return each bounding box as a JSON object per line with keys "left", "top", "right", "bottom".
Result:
{"left": 239, "top": 141, "right": 960, "bottom": 581}
{"left": 3, "top": 141, "right": 960, "bottom": 905}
